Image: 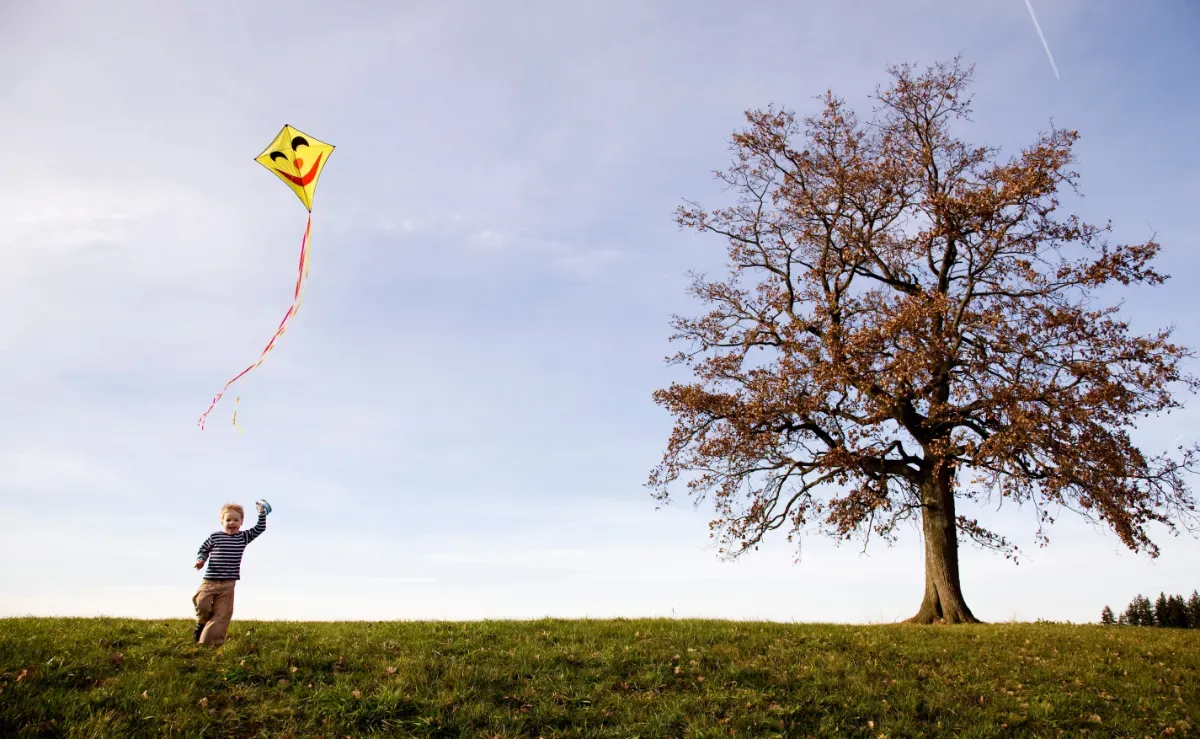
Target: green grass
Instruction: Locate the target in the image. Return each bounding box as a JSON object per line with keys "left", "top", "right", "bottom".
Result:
{"left": 1, "top": 617, "right": 1197, "bottom": 738}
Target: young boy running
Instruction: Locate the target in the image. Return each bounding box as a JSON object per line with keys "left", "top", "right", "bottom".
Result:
{"left": 192, "top": 501, "right": 268, "bottom": 646}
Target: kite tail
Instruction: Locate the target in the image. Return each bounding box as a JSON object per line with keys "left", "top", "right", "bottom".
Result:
{"left": 198, "top": 214, "right": 312, "bottom": 431}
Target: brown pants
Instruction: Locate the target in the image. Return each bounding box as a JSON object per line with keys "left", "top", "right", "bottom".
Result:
{"left": 193, "top": 579, "right": 237, "bottom": 646}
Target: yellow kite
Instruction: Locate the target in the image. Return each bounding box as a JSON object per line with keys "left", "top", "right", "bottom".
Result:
{"left": 198, "top": 125, "right": 335, "bottom": 431}
{"left": 255, "top": 125, "right": 335, "bottom": 211}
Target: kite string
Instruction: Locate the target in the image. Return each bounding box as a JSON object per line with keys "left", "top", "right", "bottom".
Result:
{"left": 197, "top": 214, "right": 312, "bottom": 431}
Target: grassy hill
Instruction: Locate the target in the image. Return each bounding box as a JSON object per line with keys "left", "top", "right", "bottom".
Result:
{"left": 1, "top": 617, "right": 1197, "bottom": 737}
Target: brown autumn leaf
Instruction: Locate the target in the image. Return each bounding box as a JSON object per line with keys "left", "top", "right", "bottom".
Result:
{"left": 385, "top": 666, "right": 397, "bottom": 675}
{"left": 352, "top": 689, "right": 361, "bottom": 699}
{"left": 651, "top": 55, "right": 1200, "bottom": 625}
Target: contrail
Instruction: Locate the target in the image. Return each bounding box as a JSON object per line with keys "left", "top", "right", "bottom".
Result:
{"left": 1023, "top": 0, "right": 1061, "bottom": 79}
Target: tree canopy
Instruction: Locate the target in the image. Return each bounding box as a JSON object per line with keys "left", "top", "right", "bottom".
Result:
{"left": 649, "top": 57, "right": 1200, "bottom": 623}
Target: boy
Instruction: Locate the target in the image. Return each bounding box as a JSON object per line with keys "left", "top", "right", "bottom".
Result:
{"left": 192, "top": 501, "right": 268, "bottom": 646}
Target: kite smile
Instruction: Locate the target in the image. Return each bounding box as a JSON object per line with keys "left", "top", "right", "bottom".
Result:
{"left": 274, "top": 152, "right": 324, "bottom": 187}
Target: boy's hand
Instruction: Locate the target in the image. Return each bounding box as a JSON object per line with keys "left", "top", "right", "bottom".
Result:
{"left": 194, "top": 560, "right": 204, "bottom": 570}
{"left": 255, "top": 502, "right": 265, "bottom": 515}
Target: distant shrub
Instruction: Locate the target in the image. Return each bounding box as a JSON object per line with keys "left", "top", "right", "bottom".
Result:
{"left": 1106, "top": 591, "right": 1198, "bottom": 628}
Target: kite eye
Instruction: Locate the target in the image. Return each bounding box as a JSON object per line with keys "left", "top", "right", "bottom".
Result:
{"left": 269, "top": 151, "right": 288, "bottom": 162}
{"left": 291, "top": 136, "right": 309, "bottom": 150}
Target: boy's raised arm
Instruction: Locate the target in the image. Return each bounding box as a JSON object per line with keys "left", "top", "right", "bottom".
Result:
{"left": 243, "top": 511, "right": 267, "bottom": 544}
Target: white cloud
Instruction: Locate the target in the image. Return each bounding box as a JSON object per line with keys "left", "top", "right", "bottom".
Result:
{"left": 0, "top": 448, "right": 123, "bottom": 494}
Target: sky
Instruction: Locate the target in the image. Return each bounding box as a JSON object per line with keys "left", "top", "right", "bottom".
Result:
{"left": 1, "top": 0, "right": 1198, "bottom": 625}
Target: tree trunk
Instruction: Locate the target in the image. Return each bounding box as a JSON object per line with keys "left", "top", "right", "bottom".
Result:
{"left": 905, "top": 464, "right": 982, "bottom": 624}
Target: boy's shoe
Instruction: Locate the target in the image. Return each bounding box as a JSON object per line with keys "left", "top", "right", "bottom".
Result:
{"left": 193, "top": 622, "right": 205, "bottom": 642}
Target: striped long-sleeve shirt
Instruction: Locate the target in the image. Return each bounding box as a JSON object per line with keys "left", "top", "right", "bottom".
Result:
{"left": 196, "top": 513, "right": 267, "bottom": 581}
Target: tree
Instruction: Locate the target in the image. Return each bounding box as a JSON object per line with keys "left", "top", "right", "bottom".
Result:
{"left": 649, "top": 56, "right": 1200, "bottom": 624}
{"left": 1187, "top": 590, "right": 1200, "bottom": 629}
{"left": 1139, "top": 595, "right": 1157, "bottom": 626}
{"left": 1123, "top": 595, "right": 1145, "bottom": 625}
{"left": 1122, "top": 598, "right": 1141, "bottom": 626}
{"left": 1168, "top": 594, "right": 1190, "bottom": 628}
{"left": 1155, "top": 592, "right": 1170, "bottom": 627}
{"left": 1100, "top": 605, "right": 1115, "bottom": 625}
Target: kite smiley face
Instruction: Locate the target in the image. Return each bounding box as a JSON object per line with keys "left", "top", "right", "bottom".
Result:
{"left": 255, "top": 124, "right": 335, "bottom": 211}
{"left": 270, "top": 138, "right": 323, "bottom": 187}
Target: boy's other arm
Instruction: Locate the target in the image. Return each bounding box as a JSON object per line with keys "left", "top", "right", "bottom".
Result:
{"left": 195, "top": 535, "right": 214, "bottom": 569}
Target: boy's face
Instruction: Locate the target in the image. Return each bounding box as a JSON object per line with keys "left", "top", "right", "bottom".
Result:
{"left": 222, "top": 511, "right": 243, "bottom": 535}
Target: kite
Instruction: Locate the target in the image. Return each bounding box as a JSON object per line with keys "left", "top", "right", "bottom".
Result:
{"left": 198, "top": 124, "right": 334, "bottom": 430}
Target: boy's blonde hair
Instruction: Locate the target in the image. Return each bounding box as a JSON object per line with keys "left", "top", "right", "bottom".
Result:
{"left": 219, "top": 503, "right": 244, "bottom": 520}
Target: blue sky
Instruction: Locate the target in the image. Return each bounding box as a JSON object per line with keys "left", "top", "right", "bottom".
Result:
{"left": 1, "top": 0, "right": 1198, "bottom": 623}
